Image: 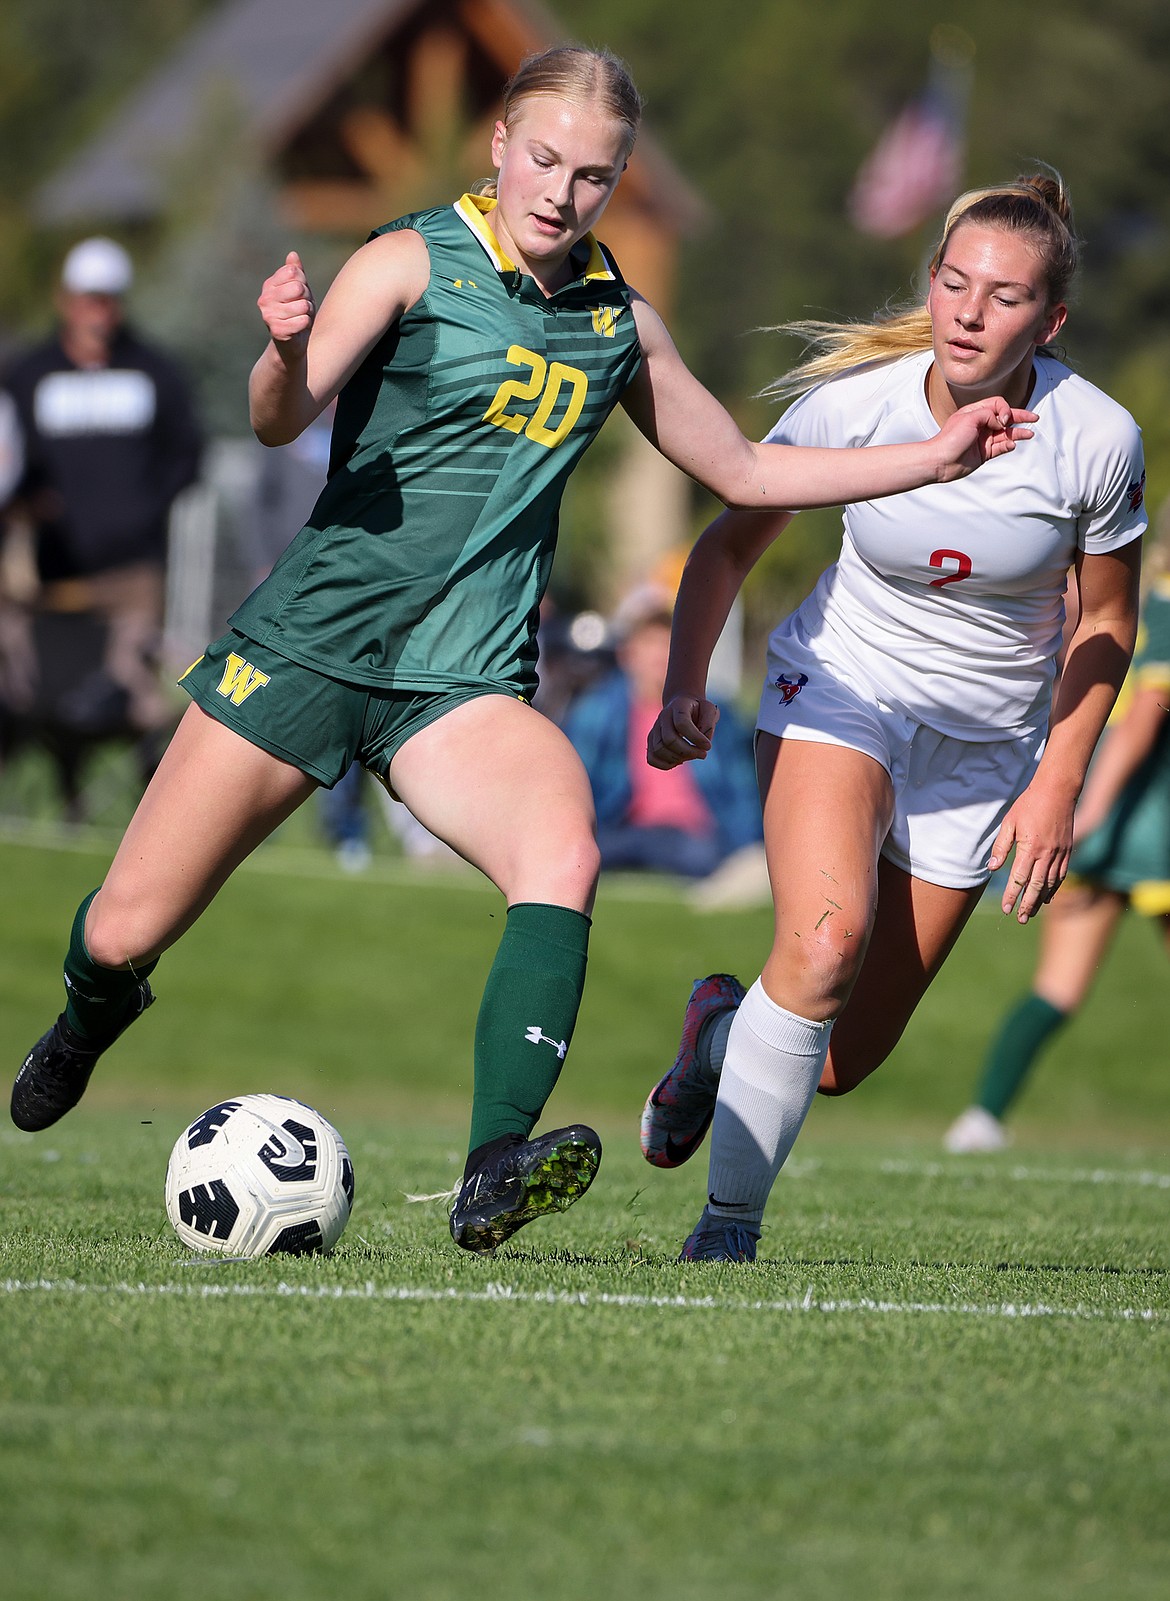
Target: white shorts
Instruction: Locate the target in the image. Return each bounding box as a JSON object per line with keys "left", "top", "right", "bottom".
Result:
{"left": 757, "top": 630, "right": 1045, "bottom": 890}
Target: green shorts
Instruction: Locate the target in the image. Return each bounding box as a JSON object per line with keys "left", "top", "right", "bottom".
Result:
{"left": 1067, "top": 759, "right": 1170, "bottom": 916}
{"left": 179, "top": 631, "right": 519, "bottom": 787}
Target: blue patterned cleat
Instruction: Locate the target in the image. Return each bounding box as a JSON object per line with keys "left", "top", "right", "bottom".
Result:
{"left": 449, "top": 1124, "right": 602, "bottom": 1252}
{"left": 679, "top": 1207, "right": 759, "bottom": 1263}
{"left": 12, "top": 981, "right": 155, "bottom": 1132}
{"left": 640, "top": 973, "right": 745, "bottom": 1168}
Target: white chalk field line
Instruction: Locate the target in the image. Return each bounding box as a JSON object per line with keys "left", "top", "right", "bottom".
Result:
{"left": 2, "top": 1276, "right": 1165, "bottom": 1324}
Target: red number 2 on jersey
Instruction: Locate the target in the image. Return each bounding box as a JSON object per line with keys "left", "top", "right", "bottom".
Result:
{"left": 928, "top": 548, "right": 973, "bottom": 587}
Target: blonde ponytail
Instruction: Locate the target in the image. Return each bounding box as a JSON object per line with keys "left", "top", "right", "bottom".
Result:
{"left": 761, "top": 307, "right": 934, "bottom": 401}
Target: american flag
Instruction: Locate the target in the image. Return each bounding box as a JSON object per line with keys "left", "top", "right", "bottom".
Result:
{"left": 848, "top": 90, "right": 964, "bottom": 240}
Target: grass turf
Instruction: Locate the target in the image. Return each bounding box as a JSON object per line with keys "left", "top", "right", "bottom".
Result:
{"left": 1, "top": 832, "right": 1168, "bottom": 1599}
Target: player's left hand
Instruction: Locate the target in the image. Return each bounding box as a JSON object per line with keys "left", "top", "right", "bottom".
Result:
{"left": 988, "top": 781, "right": 1076, "bottom": 923}
{"left": 648, "top": 694, "right": 719, "bottom": 769}
{"left": 934, "top": 397, "right": 1038, "bottom": 482}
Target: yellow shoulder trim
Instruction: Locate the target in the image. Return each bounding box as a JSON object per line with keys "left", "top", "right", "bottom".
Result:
{"left": 454, "top": 194, "right": 516, "bottom": 273}
{"left": 581, "top": 236, "right": 616, "bottom": 282}
{"left": 453, "top": 194, "right": 615, "bottom": 283}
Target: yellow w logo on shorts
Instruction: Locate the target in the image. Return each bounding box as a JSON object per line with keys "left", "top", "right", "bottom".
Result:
{"left": 216, "top": 652, "right": 270, "bottom": 705}
{"left": 591, "top": 307, "right": 624, "bottom": 338}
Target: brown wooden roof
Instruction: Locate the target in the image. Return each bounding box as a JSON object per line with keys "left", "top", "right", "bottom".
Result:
{"left": 36, "top": 0, "right": 705, "bottom": 248}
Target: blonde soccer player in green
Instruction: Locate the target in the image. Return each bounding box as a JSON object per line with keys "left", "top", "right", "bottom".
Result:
{"left": 13, "top": 46, "right": 1033, "bottom": 1252}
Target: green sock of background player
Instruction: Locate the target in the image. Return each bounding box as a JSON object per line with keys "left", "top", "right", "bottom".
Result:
{"left": 62, "top": 890, "right": 158, "bottom": 1041}
{"left": 974, "top": 992, "right": 1069, "bottom": 1120}
{"left": 464, "top": 902, "right": 590, "bottom": 1172}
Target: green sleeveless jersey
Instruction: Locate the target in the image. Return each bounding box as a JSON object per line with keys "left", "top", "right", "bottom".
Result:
{"left": 231, "top": 194, "right": 643, "bottom": 695}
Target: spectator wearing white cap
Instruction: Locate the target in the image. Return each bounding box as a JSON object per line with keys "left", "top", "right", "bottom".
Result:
{"left": 59, "top": 236, "right": 135, "bottom": 297}
{"left": 0, "top": 237, "right": 202, "bottom": 813}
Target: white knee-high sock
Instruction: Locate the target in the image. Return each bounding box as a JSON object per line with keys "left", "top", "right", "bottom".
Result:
{"left": 705, "top": 979, "right": 833, "bottom": 1228}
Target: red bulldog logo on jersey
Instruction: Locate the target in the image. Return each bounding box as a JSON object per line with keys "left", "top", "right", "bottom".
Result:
{"left": 774, "top": 672, "right": 808, "bottom": 704}
{"left": 1128, "top": 471, "right": 1146, "bottom": 513}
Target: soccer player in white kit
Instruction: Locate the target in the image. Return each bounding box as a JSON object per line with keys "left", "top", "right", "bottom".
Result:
{"left": 638, "top": 172, "right": 1147, "bottom": 1261}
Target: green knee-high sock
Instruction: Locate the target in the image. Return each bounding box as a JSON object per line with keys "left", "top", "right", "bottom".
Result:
{"left": 468, "top": 902, "right": 591, "bottom": 1154}
{"left": 975, "top": 992, "right": 1068, "bottom": 1119}
{"left": 63, "top": 889, "right": 158, "bottom": 1042}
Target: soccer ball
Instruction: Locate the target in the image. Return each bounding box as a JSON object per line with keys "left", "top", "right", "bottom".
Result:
{"left": 165, "top": 1094, "right": 355, "bottom": 1257}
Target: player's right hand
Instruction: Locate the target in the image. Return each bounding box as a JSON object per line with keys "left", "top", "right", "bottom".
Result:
{"left": 647, "top": 694, "right": 719, "bottom": 769}
{"left": 257, "top": 251, "right": 314, "bottom": 353}
{"left": 933, "top": 395, "right": 1038, "bottom": 480}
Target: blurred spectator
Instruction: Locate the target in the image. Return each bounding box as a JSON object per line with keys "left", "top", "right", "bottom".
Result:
{"left": 563, "top": 585, "right": 763, "bottom": 882}
{"left": 0, "top": 237, "right": 202, "bottom": 814}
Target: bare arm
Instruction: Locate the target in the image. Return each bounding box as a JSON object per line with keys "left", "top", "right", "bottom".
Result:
{"left": 648, "top": 507, "right": 793, "bottom": 769}
{"left": 248, "top": 233, "right": 431, "bottom": 446}
{"left": 621, "top": 296, "right": 1034, "bottom": 509}
{"left": 991, "top": 539, "right": 1143, "bottom": 922}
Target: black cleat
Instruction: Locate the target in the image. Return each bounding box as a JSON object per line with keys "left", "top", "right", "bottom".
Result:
{"left": 449, "top": 1124, "right": 602, "bottom": 1252}
{"left": 640, "top": 974, "right": 745, "bottom": 1169}
{"left": 11, "top": 982, "right": 155, "bottom": 1132}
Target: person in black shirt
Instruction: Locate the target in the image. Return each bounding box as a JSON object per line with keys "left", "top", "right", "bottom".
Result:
{"left": 1, "top": 237, "right": 202, "bottom": 799}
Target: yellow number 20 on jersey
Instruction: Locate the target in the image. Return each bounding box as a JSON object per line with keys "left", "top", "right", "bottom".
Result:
{"left": 483, "top": 344, "right": 588, "bottom": 448}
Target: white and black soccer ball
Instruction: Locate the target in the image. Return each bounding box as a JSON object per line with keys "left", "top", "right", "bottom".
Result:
{"left": 165, "top": 1094, "right": 355, "bottom": 1258}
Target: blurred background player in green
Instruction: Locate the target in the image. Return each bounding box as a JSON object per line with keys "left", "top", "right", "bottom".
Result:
{"left": 946, "top": 523, "right": 1170, "bottom": 1152}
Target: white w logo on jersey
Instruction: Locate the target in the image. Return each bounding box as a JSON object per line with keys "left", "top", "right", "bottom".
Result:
{"left": 525, "top": 1025, "right": 567, "bottom": 1059}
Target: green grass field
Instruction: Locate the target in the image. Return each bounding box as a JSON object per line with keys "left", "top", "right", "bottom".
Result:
{"left": 2, "top": 829, "right": 1168, "bottom": 1600}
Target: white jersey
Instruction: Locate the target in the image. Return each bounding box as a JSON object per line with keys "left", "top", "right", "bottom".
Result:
{"left": 764, "top": 349, "right": 1146, "bottom": 739}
